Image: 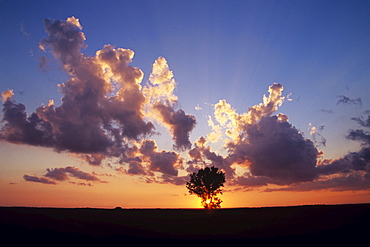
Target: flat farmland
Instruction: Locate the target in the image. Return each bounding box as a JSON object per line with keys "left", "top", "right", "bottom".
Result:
{"left": 1, "top": 204, "right": 368, "bottom": 243}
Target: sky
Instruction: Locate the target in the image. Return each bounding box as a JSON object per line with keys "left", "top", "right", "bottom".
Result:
{"left": 0, "top": 0, "right": 369, "bottom": 208}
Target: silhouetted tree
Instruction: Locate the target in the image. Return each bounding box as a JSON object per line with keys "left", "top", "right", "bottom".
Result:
{"left": 186, "top": 166, "right": 225, "bottom": 209}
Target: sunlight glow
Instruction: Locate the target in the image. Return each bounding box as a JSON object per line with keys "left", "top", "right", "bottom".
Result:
{"left": 1, "top": 1, "right": 369, "bottom": 209}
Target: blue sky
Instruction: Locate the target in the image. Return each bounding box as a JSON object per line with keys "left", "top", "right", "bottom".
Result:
{"left": 2, "top": 0, "right": 369, "bottom": 141}
{"left": 0, "top": 0, "right": 369, "bottom": 207}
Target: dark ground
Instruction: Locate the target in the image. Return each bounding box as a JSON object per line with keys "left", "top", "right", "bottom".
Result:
{"left": 0, "top": 204, "right": 369, "bottom": 244}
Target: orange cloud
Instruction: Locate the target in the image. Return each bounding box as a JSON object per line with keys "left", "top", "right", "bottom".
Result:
{"left": 1, "top": 89, "right": 14, "bottom": 102}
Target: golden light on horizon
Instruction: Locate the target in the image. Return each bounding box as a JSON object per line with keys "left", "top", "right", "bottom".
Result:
{"left": 1, "top": 3, "right": 370, "bottom": 210}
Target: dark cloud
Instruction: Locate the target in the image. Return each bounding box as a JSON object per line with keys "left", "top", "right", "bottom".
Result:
{"left": 190, "top": 82, "right": 370, "bottom": 192}
{"left": 144, "top": 57, "right": 196, "bottom": 151}
{"left": 39, "top": 17, "right": 85, "bottom": 65}
{"left": 351, "top": 114, "right": 370, "bottom": 127}
{"left": 309, "top": 123, "right": 326, "bottom": 147}
{"left": 187, "top": 137, "right": 235, "bottom": 179}
{"left": 153, "top": 103, "right": 196, "bottom": 151}
{"left": 320, "top": 109, "right": 334, "bottom": 114}
{"left": 44, "top": 166, "right": 100, "bottom": 182}
{"left": 337, "top": 95, "right": 362, "bottom": 106}
{"left": 185, "top": 85, "right": 370, "bottom": 192}
{"left": 80, "top": 153, "right": 106, "bottom": 166}
{"left": 139, "top": 139, "right": 181, "bottom": 176}
{"left": 24, "top": 166, "right": 102, "bottom": 186}
{"left": 1, "top": 99, "right": 53, "bottom": 146}
{"left": 38, "top": 56, "right": 47, "bottom": 72}
{"left": 111, "top": 139, "right": 184, "bottom": 178}
{"left": 265, "top": 112, "right": 370, "bottom": 191}
{"left": 1, "top": 17, "right": 155, "bottom": 163}
{"left": 37, "top": 17, "right": 155, "bottom": 152}
{"left": 1, "top": 17, "right": 197, "bottom": 185}
{"left": 1, "top": 17, "right": 200, "bottom": 186}
{"left": 265, "top": 172, "right": 370, "bottom": 192}
{"left": 232, "top": 175, "right": 270, "bottom": 187}
{"left": 229, "top": 116, "right": 319, "bottom": 185}
{"left": 23, "top": 174, "right": 56, "bottom": 185}
{"left": 126, "top": 161, "right": 150, "bottom": 175}
{"left": 3, "top": 17, "right": 370, "bottom": 192}
{"left": 347, "top": 114, "right": 370, "bottom": 145}
{"left": 347, "top": 129, "right": 370, "bottom": 145}
{"left": 69, "top": 182, "right": 93, "bottom": 186}
{"left": 159, "top": 174, "right": 188, "bottom": 186}
{"left": 317, "top": 152, "right": 369, "bottom": 176}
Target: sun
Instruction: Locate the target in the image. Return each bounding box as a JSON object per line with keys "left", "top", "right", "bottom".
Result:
{"left": 205, "top": 199, "right": 211, "bottom": 205}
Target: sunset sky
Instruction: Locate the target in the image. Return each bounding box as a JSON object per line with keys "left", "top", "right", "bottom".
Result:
{"left": 1, "top": 0, "right": 370, "bottom": 208}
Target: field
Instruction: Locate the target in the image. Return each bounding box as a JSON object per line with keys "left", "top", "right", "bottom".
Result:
{"left": 1, "top": 204, "right": 369, "bottom": 243}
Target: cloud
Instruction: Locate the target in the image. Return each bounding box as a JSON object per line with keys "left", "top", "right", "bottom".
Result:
{"left": 143, "top": 57, "right": 178, "bottom": 104}
{"left": 37, "top": 17, "right": 155, "bottom": 152}
{"left": 347, "top": 129, "right": 370, "bottom": 145}
{"left": 206, "top": 116, "right": 222, "bottom": 143}
{"left": 23, "top": 175, "right": 56, "bottom": 185}
{"left": 3, "top": 17, "right": 370, "bottom": 192}
{"left": 309, "top": 123, "right": 326, "bottom": 147}
{"left": 187, "top": 136, "right": 235, "bottom": 179}
{"left": 139, "top": 139, "right": 181, "bottom": 176}
{"left": 246, "top": 111, "right": 370, "bottom": 191}
{"left": 206, "top": 83, "right": 286, "bottom": 143}
{"left": 144, "top": 57, "right": 196, "bottom": 151}
{"left": 1, "top": 17, "right": 196, "bottom": 184}
{"left": 23, "top": 166, "right": 103, "bottom": 186}
{"left": 195, "top": 84, "right": 369, "bottom": 192}
{"left": 231, "top": 175, "right": 270, "bottom": 187}
{"left": 336, "top": 95, "right": 362, "bottom": 106}
{"left": 20, "top": 23, "right": 30, "bottom": 37}
{"left": 79, "top": 153, "right": 106, "bottom": 166}
{"left": 1, "top": 89, "right": 14, "bottom": 102}
{"left": 159, "top": 174, "right": 188, "bottom": 186}
{"left": 199, "top": 85, "right": 370, "bottom": 192}
{"left": 320, "top": 109, "right": 334, "bottom": 114}
{"left": 69, "top": 182, "right": 93, "bottom": 186}
{"left": 200, "top": 83, "right": 320, "bottom": 185}
{"left": 1, "top": 17, "right": 192, "bottom": 185}
{"left": 38, "top": 56, "right": 47, "bottom": 72}
{"left": 229, "top": 115, "right": 320, "bottom": 185}
{"left": 44, "top": 166, "right": 101, "bottom": 182}
{"left": 115, "top": 139, "right": 184, "bottom": 178}
{"left": 265, "top": 172, "right": 370, "bottom": 192}
{"left": 351, "top": 113, "right": 370, "bottom": 127}
{"left": 39, "top": 16, "right": 85, "bottom": 65}
{"left": 181, "top": 83, "right": 361, "bottom": 191}
{"left": 195, "top": 105, "right": 202, "bottom": 111}
{"left": 347, "top": 114, "right": 370, "bottom": 146}
{"left": 1, "top": 99, "right": 54, "bottom": 146}
{"left": 152, "top": 103, "right": 196, "bottom": 151}
{"left": 1, "top": 17, "right": 156, "bottom": 161}
{"left": 292, "top": 112, "right": 370, "bottom": 192}
{"left": 126, "top": 160, "right": 150, "bottom": 175}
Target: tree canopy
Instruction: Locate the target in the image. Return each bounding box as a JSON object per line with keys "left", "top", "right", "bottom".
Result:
{"left": 186, "top": 166, "right": 225, "bottom": 209}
